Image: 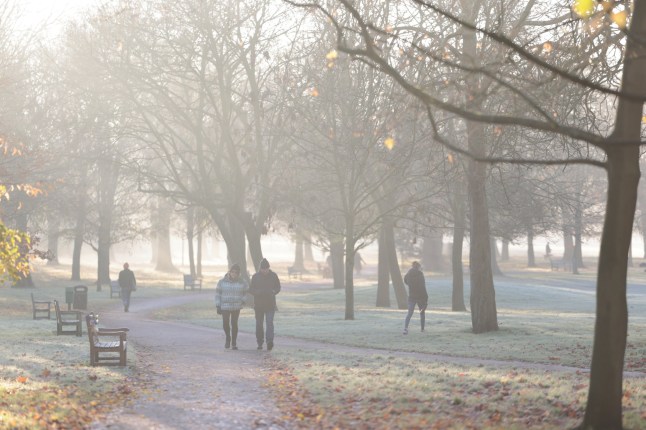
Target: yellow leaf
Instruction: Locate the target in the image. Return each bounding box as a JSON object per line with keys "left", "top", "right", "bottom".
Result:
{"left": 384, "top": 137, "right": 395, "bottom": 150}
{"left": 325, "top": 49, "right": 338, "bottom": 60}
{"left": 611, "top": 10, "right": 627, "bottom": 28}
{"left": 642, "top": 115, "right": 646, "bottom": 123}
{"left": 573, "top": 0, "right": 596, "bottom": 18}
{"left": 310, "top": 88, "right": 319, "bottom": 97}
{"left": 542, "top": 42, "right": 553, "bottom": 53}
{"left": 447, "top": 153, "right": 454, "bottom": 164}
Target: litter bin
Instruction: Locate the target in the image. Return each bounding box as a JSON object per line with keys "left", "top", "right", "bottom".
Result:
{"left": 65, "top": 287, "right": 75, "bottom": 310}
{"left": 73, "top": 285, "right": 88, "bottom": 310}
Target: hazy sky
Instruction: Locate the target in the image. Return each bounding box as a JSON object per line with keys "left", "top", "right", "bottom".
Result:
{"left": 18, "top": 0, "right": 101, "bottom": 36}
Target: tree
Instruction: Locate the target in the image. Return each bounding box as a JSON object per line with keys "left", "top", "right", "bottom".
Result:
{"left": 290, "top": 0, "right": 645, "bottom": 426}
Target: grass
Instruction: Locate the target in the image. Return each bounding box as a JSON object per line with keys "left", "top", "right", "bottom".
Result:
{"left": 148, "top": 260, "right": 646, "bottom": 429}
{"left": 0, "top": 262, "right": 191, "bottom": 430}
{"left": 2, "top": 259, "right": 645, "bottom": 429}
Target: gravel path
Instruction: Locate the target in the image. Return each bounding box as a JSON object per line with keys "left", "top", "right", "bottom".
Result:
{"left": 91, "top": 293, "right": 290, "bottom": 430}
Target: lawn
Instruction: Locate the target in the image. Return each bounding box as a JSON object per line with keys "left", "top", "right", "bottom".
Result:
{"left": 0, "top": 262, "right": 202, "bottom": 430}
{"left": 1, "top": 260, "right": 645, "bottom": 429}
{"left": 149, "top": 261, "right": 646, "bottom": 429}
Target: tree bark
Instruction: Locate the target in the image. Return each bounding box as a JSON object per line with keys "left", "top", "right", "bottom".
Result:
{"left": 344, "top": 236, "right": 355, "bottom": 320}
{"left": 71, "top": 169, "right": 88, "bottom": 282}
{"left": 96, "top": 156, "right": 120, "bottom": 290}
{"left": 490, "top": 238, "right": 503, "bottom": 277}
{"left": 376, "top": 228, "right": 390, "bottom": 307}
{"left": 293, "top": 236, "right": 305, "bottom": 270}
{"left": 154, "top": 198, "right": 176, "bottom": 272}
{"left": 46, "top": 215, "right": 60, "bottom": 265}
{"left": 581, "top": 2, "right": 645, "bottom": 426}
{"left": 451, "top": 197, "right": 467, "bottom": 311}
{"left": 461, "top": 0, "right": 498, "bottom": 333}
{"left": 527, "top": 229, "right": 536, "bottom": 267}
{"left": 501, "top": 239, "right": 510, "bottom": 261}
{"left": 383, "top": 218, "right": 407, "bottom": 309}
{"left": 574, "top": 201, "right": 585, "bottom": 270}
{"left": 330, "top": 238, "right": 344, "bottom": 289}
{"left": 186, "top": 206, "right": 196, "bottom": 277}
{"left": 197, "top": 230, "right": 203, "bottom": 277}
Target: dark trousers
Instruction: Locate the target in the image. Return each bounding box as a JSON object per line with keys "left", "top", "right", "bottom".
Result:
{"left": 405, "top": 299, "right": 427, "bottom": 330}
{"left": 121, "top": 289, "right": 132, "bottom": 310}
{"left": 254, "top": 308, "right": 275, "bottom": 345}
{"left": 222, "top": 310, "right": 240, "bottom": 344}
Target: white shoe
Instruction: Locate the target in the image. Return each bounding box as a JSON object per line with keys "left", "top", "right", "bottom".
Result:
{"left": 403, "top": 328, "right": 408, "bottom": 335}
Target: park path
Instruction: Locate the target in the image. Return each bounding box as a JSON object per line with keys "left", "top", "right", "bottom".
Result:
{"left": 92, "top": 291, "right": 645, "bottom": 430}
{"left": 91, "top": 293, "right": 290, "bottom": 430}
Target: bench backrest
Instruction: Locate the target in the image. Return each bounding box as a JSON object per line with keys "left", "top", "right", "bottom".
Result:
{"left": 183, "top": 274, "right": 194, "bottom": 285}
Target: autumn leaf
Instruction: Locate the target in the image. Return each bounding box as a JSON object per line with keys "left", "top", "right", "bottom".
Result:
{"left": 573, "top": 0, "right": 596, "bottom": 18}
{"left": 384, "top": 137, "right": 395, "bottom": 150}
{"left": 543, "top": 41, "right": 553, "bottom": 53}
{"left": 325, "top": 50, "right": 338, "bottom": 60}
{"left": 310, "top": 87, "right": 319, "bottom": 97}
{"left": 611, "top": 10, "right": 627, "bottom": 29}
{"left": 16, "top": 375, "right": 28, "bottom": 383}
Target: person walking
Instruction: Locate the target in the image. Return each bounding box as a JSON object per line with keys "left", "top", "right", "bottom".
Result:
{"left": 403, "top": 261, "right": 427, "bottom": 334}
{"left": 215, "top": 264, "right": 248, "bottom": 350}
{"left": 118, "top": 262, "right": 137, "bottom": 312}
{"left": 250, "top": 258, "right": 281, "bottom": 351}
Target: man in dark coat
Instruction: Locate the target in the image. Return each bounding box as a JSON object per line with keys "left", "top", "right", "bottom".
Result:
{"left": 118, "top": 262, "right": 137, "bottom": 312}
{"left": 250, "top": 258, "right": 281, "bottom": 350}
{"left": 403, "top": 261, "right": 427, "bottom": 334}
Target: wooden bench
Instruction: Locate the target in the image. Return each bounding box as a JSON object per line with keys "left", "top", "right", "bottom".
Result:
{"left": 31, "top": 293, "right": 51, "bottom": 320}
{"left": 183, "top": 274, "right": 202, "bottom": 291}
{"left": 287, "top": 266, "right": 302, "bottom": 280}
{"left": 110, "top": 280, "right": 121, "bottom": 299}
{"left": 86, "top": 314, "right": 128, "bottom": 366}
{"left": 54, "top": 300, "right": 82, "bottom": 336}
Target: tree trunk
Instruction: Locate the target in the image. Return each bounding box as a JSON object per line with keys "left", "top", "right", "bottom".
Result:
{"left": 154, "top": 198, "right": 176, "bottom": 272}
{"left": 563, "top": 224, "right": 574, "bottom": 261}
{"left": 304, "top": 234, "right": 315, "bottom": 262}
{"left": 383, "top": 218, "right": 407, "bottom": 309}
{"left": 461, "top": 0, "right": 498, "bottom": 333}
{"left": 187, "top": 206, "right": 196, "bottom": 277}
{"left": 501, "top": 239, "right": 510, "bottom": 261}
{"left": 330, "top": 238, "right": 344, "bottom": 289}
{"left": 344, "top": 237, "right": 355, "bottom": 320}
{"left": 197, "top": 230, "right": 203, "bottom": 277}
{"left": 46, "top": 215, "right": 60, "bottom": 265}
{"left": 527, "top": 229, "right": 536, "bottom": 267}
{"left": 71, "top": 170, "right": 88, "bottom": 282}
{"left": 241, "top": 212, "right": 263, "bottom": 271}
{"left": 376, "top": 228, "right": 390, "bottom": 307}
{"left": 452, "top": 197, "right": 467, "bottom": 311}
{"left": 581, "top": 2, "right": 645, "bottom": 426}
{"left": 96, "top": 156, "right": 119, "bottom": 291}
{"left": 490, "top": 238, "right": 503, "bottom": 277}
{"left": 574, "top": 201, "right": 585, "bottom": 269}
{"left": 293, "top": 236, "right": 305, "bottom": 270}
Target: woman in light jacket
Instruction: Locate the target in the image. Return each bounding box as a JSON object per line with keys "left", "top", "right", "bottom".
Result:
{"left": 215, "top": 263, "right": 248, "bottom": 350}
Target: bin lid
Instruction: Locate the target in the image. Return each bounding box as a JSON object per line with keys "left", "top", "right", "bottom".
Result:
{"left": 74, "top": 285, "right": 88, "bottom": 292}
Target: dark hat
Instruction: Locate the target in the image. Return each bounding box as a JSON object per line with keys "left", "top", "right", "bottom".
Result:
{"left": 260, "top": 258, "right": 270, "bottom": 269}
{"left": 230, "top": 263, "right": 241, "bottom": 273}
{"left": 412, "top": 261, "right": 421, "bottom": 269}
